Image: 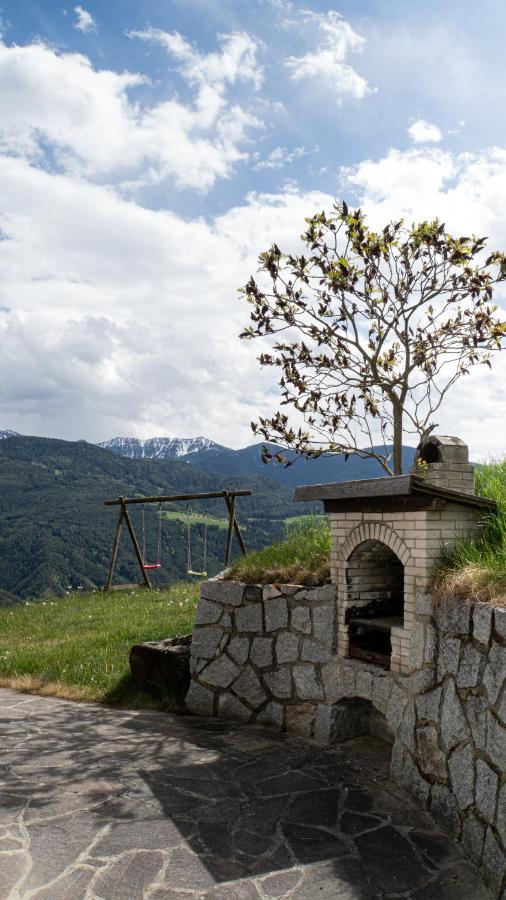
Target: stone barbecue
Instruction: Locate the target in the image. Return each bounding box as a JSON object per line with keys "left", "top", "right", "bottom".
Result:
{"left": 186, "top": 435, "right": 506, "bottom": 895}
{"left": 293, "top": 435, "right": 495, "bottom": 674}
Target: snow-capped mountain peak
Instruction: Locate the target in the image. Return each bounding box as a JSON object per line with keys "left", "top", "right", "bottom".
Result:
{"left": 97, "top": 435, "right": 227, "bottom": 460}
{"left": 0, "top": 430, "right": 19, "bottom": 440}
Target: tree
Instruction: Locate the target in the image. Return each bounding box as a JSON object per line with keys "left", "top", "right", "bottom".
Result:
{"left": 240, "top": 203, "right": 506, "bottom": 475}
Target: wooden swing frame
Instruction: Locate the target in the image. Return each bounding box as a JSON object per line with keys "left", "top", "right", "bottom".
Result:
{"left": 103, "top": 489, "right": 251, "bottom": 591}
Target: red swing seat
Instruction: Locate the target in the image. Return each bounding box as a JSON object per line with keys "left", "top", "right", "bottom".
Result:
{"left": 142, "top": 562, "right": 161, "bottom": 570}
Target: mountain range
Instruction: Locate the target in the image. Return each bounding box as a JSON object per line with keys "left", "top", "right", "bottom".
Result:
{"left": 2, "top": 429, "right": 417, "bottom": 488}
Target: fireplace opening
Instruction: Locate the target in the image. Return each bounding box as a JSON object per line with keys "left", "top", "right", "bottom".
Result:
{"left": 346, "top": 540, "right": 404, "bottom": 669}
{"left": 331, "top": 697, "right": 394, "bottom": 746}
{"left": 418, "top": 440, "right": 442, "bottom": 464}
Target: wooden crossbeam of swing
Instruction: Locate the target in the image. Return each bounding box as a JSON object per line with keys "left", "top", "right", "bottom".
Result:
{"left": 104, "top": 489, "right": 251, "bottom": 506}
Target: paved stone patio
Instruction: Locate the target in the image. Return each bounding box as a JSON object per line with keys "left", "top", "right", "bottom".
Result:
{"left": 0, "top": 688, "right": 492, "bottom": 899}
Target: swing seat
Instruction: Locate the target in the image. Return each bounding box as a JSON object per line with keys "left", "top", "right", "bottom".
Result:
{"left": 188, "top": 569, "right": 207, "bottom": 578}
{"left": 143, "top": 563, "right": 161, "bottom": 570}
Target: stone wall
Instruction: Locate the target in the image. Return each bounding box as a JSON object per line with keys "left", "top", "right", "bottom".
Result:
{"left": 186, "top": 578, "right": 336, "bottom": 735}
{"left": 187, "top": 579, "right": 505, "bottom": 896}
{"left": 391, "top": 595, "right": 505, "bottom": 898}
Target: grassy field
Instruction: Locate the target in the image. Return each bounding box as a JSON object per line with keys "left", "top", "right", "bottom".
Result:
{"left": 160, "top": 510, "right": 230, "bottom": 530}
{"left": 435, "top": 459, "right": 506, "bottom": 603}
{"left": 228, "top": 516, "right": 331, "bottom": 585}
{"left": 0, "top": 584, "right": 199, "bottom": 708}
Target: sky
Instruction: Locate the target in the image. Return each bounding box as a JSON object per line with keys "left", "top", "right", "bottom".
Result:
{"left": 1, "top": 0, "right": 506, "bottom": 456}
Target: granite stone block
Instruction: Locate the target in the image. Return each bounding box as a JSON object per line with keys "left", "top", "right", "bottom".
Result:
{"left": 473, "top": 604, "right": 493, "bottom": 646}
{"left": 200, "top": 580, "right": 248, "bottom": 606}
{"left": 435, "top": 599, "right": 472, "bottom": 636}
{"left": 448, "top": 742, "right": 475, "bottom": 810}
{"left": 185, "top": 681, "right": 214, "bottom": 716}
{"left": 263, "top": 668, "right": 292, "bottom": 700}
{"left": 423, "top": 622, "right": 437, "bottom": 665}
{"left": 200, "top": 655, "right": 240, "bottom": 689}
{"left": 416, "top": 725, "right": 447, "bottom": 781}
{"left": 217, "top": 693, "right": 251, "bottom": 723}
{"left": 235, "top": 603, "right": 263, "bottom": 634}
{"left": 440, "top": 679, "right": 469, "bottom": 752}
{"left": 312, "top": 604, "right": 335, "bottom": 646}
{"left": 494, "top": 607, "right": 506, "bottom": 641}
{"left": 475, "top": 760, "right": 499, "bottom": 822}
{"left": 293, "top": 664, "right": 324, "bottom": 701}
{"left": 291, "top": 606, "right": 312, "bottom": 634}
{"left": 227, "top": 637, "right": 250, "bottom": 665}
{"left": 275, "top": 633, "right": 299, "bottom": 665}
{"left": 195, "top": 599, "right": 222, "bottom": 625}
{"left": 457, "top": 642, "right": 483, "bottom": 689}
{"left": 250, "top": 637, "right": 273, "bottom": 669}
{"left": 461, "top": 813, "right": 485, "bottom": 865}
{"left": 415, "top": 687, "right": 442, "bottom": 723}
{"left": 220, "top": 612, "right": 232, "bottom": 628}
{"left": 320, "top": 661, "right": 342, "bottom": 704}
{"left": 232, "top": 665, "right": 267, "bottom": 709}
{"left": 409, "top": 620, "right": 425, "bottom": 670}
{"left": 301, "top": 638, "right": 331, "bottom": 664}
{"left": 191, "top": 626, "right": 223, "bottom": 660}
{"left": 313, "top": 705, "right": 333, "bottom": 745}
{"left": 486, "top": 712, "right": 506, "bottom": 772}
{"left": 465, "top": 695, "right": 488, "bottom": 751}
{"left": 264, "top": 596, "right": 288, "bottom": 632}
{"left": 482, "top": 641, "right": 505, "bottom": 707}
{"left": 437, "top": 635, "right": 461, "bottom": 681}
{"left": 256, "top": 701, "right": 284, "bottom": 729}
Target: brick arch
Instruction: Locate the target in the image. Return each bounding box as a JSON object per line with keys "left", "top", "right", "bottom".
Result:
{"left": 340, "top": 521, "right": 412, "bottom": 566}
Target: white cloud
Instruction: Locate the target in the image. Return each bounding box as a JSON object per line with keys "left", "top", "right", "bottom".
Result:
{"left": 285, "top": 10, "right": 371, "bottom": 103}
{"left": 129, "top": 27, "right": 264, "bottom": 91}
{"left": 73, "top": 5, "right": 96, "bottom": 34}
{"left": 408, "top": 118, "right": 442, "bottom": 144}
{"left": 0, "top": 153, "right": 332, "bottom": 444}
{"left": 254, "top": 144, "right": 317, "bottom": 170}
{"left": 0, "top": 37, "right": 261, "bottom": 191}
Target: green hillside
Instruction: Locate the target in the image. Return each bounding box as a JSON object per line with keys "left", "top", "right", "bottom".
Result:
{"left": 0, "top": 436, "right": 320, "bottom": 602}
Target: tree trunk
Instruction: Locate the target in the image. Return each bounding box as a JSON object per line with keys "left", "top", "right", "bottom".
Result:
{"left": 392, "top": 401, "right": 403, "bottom": 475}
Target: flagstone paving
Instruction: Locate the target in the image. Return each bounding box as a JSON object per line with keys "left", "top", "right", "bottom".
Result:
{"left": 0, "top": 687, "right": 491, "bottom": 899}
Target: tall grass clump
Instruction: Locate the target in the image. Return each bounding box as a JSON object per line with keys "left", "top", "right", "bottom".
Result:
{"left": 228, "top": 516, "right": 331, "bottom": 585}
{"left": 435, "top": 458, "right": 506, "bottom": 603}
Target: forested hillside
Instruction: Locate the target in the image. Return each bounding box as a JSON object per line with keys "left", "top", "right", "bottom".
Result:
{"left": 0, "top": 436, "right": 320, "bottom": 603}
